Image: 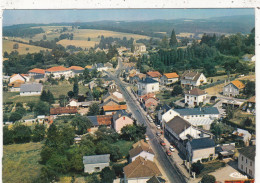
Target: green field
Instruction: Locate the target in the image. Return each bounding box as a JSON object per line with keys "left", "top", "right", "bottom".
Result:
{"left": 3, "top": 40, "right": 51, "bottom": 54}
{"left": 113, "top": 140, "right": 134, "bottom": 158}
{"left": 3, "top": 142, "right": 43, "bottom": 183}
{"left": 156, "top": 91, "right": 182, "bottom": 105}
{"left": 3, "top": 92, "right": 40, "bottom": 104}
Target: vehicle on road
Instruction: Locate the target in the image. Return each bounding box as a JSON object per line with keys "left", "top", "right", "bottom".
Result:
{"left": 145, "top": 135, "right": 149, "bottom": 141}
{"left": 166, "top": 150, "right": 172, "bottom": 156}
{"left": 160, "top": 139, "right": 166, "bottom": 146}
{"left": 169, "top": 145, "right": 175, "bottom": 152}
{"left": 157, "top": 125, "right": 161, "bottom": 130}
{"left": 156, "top": 132, "right": 162, "bottom": 136}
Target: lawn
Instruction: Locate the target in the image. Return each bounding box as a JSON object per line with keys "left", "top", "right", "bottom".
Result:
{"left": 3, "top": 40, "right": 51, "bottom": 54}
{"left": 44, "top": 81, "right": 90, "bottom": 98}
{"left": 3, "top": 92, "right": 40, "bottom": 104}
{"left": 156, "top": 91, "right": 182, "bottom": 105}
{"left": 3, "top": 142, "right": 43, "bottom": 183}
{"left": 200, "top": 161, "right": 225, "bottom": 177}
{"left": 113, "top": 140, "right": 134, "bottom": 158}
{"left": 229, "top": 109, "right": 255, "bottom": 130}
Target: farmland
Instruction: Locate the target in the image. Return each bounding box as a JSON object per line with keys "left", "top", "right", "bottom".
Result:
{"left": 3, "top": 40, "right": 50, "bottom": 54}
{"left": 3, "top": 142, "right": 43, "bottom": 183}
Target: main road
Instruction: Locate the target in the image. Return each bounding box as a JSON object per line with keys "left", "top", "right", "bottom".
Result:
{"left": 107, "top": 61, "right": 187, "bottom": 183}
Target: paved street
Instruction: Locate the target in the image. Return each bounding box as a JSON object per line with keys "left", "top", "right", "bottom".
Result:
{"left": 107, "top": 68, "right": 188, "bottom": 183}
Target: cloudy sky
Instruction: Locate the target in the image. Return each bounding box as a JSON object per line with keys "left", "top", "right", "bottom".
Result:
{"left": 3, "top": 9, "right": 254, "bottom": 26}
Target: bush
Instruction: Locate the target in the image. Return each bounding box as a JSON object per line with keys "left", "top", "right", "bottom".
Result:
{"left": 201, "top": 174, "right": 216, "bottom": 183}
{"left": 13, "top": 125, "right": 32, "bottom": 143}
{"left": 201, "top": 158, "right": 208, "bottom": 163}
{"left": 191, "top": 161, "right": 204, "bottom": 175}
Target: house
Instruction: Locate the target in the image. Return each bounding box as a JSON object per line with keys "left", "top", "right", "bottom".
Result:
{"left": 242, "top": 54, "right": 255, "bottom": 62}
{"left": 102, "top": 93, "right": 125, "bottom": 103}
{"left": 238, "top": 146, "right": 255, "bottom": 178}
{"left": 164, "top": 116, "right": 213, "bottom": 155}
{"left": 9, "top": 73, "right": 29, "bottom": 84}
{"left": 160, "top": 73, "right": 179, "bottom": 86}
{"left": 103, "top": 105, "right": 127, "bottom": 115}
{"left": 129, "top": 140, "right": 154, "bottom": 162}
{"left": 180, "top": 70, "right": 207, "bottom": 87}
{"left": 87, "top": 115, "right": 113, "bottom": 132}
{"left": 123, "top": 156, "right": 162, "bottom": 183}
{"left": 45, "top": 66, "right": 72, "bottom": 79}
{"left": 94, "top": 63, "right": 108, "bottom": 72}
{"left": 157, "top": 104, "right": 171, "bottom": 124}
{"left": 186, "top": 137, "right": 215, "bottom": 163}
{"left": 85, "top": 65, "right": 93, "bottom": 71}
{"left": 28, "top": 68, "right": 46, "bottom": 79}
{"left": 69, "top": 66, "right": 84, "bottom": 76}
{"left": 100, "top": 98, "right": 120, "bottom": 108}
{"left": 147, "top": 176, "right": 166, "bottom": 183}
{"left": 223, "top": 80, "right": 245, "bottom": 97}
{"left": 112, "top": 91, "right": 124, "bottom": 100}
{"left": 8, "top": 80, "right": 25, "bottom": 92}
{"left": 83, "top": 154, "right": 110, "bottom": 173}
{"left": 137, "top": 78, "right": 160, "bottom": 96}
{"left": 129, "top": 73, "right": 146, "bottom": 84}
{"left": 50, "top": 107, "right": 77, "bottom": 117}
{"left": 232, "top": 128, "right": 252, "bottom": 146}
{"left": 67, "top": 99, "right": 79, "bottom": 107}
{"left": 113, "top": 110, "right": 133, "bottom": 133}
{"left": 215, "top": 144, "right": 235, "bottom": 159}
{"left": 133, "top": 40, "right": 146, "bottom": 53}
{"left": 20, "top": 83, "right": 43, "bottom": 96}
{"left": 246, "top": 96, "right": 255, "bottom": 113}
{"left": 147, "top": 71, "right": 162, "bottom": 82}
{"left": 140, "top": 94, "right": 159, "bottom": 112}
{"left": 185, "top": 88, "right": 207, "bottom": 107}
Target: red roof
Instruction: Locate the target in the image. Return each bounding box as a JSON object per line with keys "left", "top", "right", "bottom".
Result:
{"left": 28, "top": 68, "right": 45, "bottom": 74}
{"left": 103, "top": 105, "right": 127, "bottom": 111}
{"left": 69, "top": 66, "right": 84, "bottom": 70}
{"left": 164, "top": 72, "right": 179, "bottom": 79}
{"left": 46, "top": 66, "right": 69, "bottom": 72}
{"left": 50, "top": 107, "right": 77, "bottom": 115}
{"left": 97, "top": 115, "right": 113, "bottom": 125}
{"left": 147, "top": 71, "right": 162, "bottom": 78}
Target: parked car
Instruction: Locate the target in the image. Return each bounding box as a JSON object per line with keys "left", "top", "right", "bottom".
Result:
{"left": 145, "top": 135, "right": 149, "bottom": 141}
{"left": 166, "top": 150, "right": 172, "bottom": 156}
{"left": 156, "top": 132, "right": 161, "bottom": 136}
{"left": 157, "top": 125, "right": 161, "bottom": 130}
{"left": 160, "top": 140, "right": 166, "bottom": 146}
{"left": 169, "top": 145, "right": 175, "bottom": 152}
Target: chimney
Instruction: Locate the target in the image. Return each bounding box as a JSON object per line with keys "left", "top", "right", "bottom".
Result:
{"left": 119, "top": 113, "right": 121, "bottom": 117}
{"left": 123, "top": 116, "right": 125, "bottom": 120}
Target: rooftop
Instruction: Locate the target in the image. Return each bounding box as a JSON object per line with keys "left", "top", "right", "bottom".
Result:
{"left": 103, "top": 105, "right": 127, "bottom": 111}
{"left": 186, "top": 88, "right": 206, "bottom": 96}
{"left": 50, "top": 107, "right": 77, "bottom": 115}
{"left": 238, "top": 146, "right": 255, "bottom": 161}
{"left": 139, "top": 77, "right": 158, "bottom": 84}
{"left": 173, "top": 107, "right": 219, "bottom": 116}
{"left": 147, "top": 71, "right": 162, "bottom": 78}
{"left": 83, "top": 154, "right": 110, "bottom": 164}
{"left": 69, "top": 66, "right": 84, "bottom": 70}
{"left": 189, "top": 137, "right": 215, "bottom": 150}
{"left": 129, "top": 141, "right": 154, "bottom": 158}
{"left": 231, "top": 80, "right": 245, "bottom": 89}
{"left": 123, "top": 156, "right": 162, "bottom": 179}
{"left": 248, "top": 96, "right": 255, "bottom": 103}
{"left": 46, "top": 66, "right": 69, "bottom": 72}
{"left": 113, "top": 110, "right": 131, "bottom": 121}
{"left": 20, "top": 83, "right": 43, "bottom": 93}
{"left": 166, "top": 116, "right": 191, "bottom": 135}
{"left": 181, "top": 70, "right": 202, "bottom": 81}
{"left": 164, "top": 72, "right": 179, "bottom": 79}
{"left": 28, "top": 68, "right": 45, "bottom": 74}
{"left": 87, "top": 115, "right": 113, "bottom": 126}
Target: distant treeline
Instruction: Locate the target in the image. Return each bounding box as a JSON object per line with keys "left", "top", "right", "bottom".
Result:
{"left": 3, "top": 27, "right": 44, "bottom": 37}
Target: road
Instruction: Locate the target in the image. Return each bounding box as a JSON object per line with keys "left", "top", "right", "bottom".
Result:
{"left": 107, "top": 63, "right": 187, "bottom": 183}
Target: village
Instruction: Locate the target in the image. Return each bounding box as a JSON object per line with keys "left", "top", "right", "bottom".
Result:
{"left": 2, "top": 9, "right": 256, "bottom": 183}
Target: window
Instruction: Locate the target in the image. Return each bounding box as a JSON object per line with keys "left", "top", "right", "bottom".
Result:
{"left": 195, "top": 97, "right": 197, "bottom": 100}
{"left": 249, "top": 169, "right": 252, "bottom": 175}
{"left": 94, "top": 167, "right": 100, "bottom": 171}
{"left": 242, "top": 156, "right": 244, "bottom": 161}
{"left": 250, "top": 161, "right": 252, "bottom": 166}
{"left": 187, "top": 96, "right": 189, "bottom": 99}
{"left": 246, "top": 159, "right": 247, "bottom": 163}
{"left": 241, "top": 164, "right": 243, "bottom": 170}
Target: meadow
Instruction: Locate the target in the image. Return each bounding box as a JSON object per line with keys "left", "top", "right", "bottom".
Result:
{"left": 3, "top": 142, "right": 43, "bottom": 183}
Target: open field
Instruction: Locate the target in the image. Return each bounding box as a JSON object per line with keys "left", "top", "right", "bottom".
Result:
{"left": 3, "top": 92, "right": 40, "bottom": 104}
{"left": 3, "top": 40, "right": 50, "bottom": 54}
{"left": 3, "top": 142, "right": 43, "bottom": 183}
{"left": 176, "top": 32, "right": 194, "bottom": 37}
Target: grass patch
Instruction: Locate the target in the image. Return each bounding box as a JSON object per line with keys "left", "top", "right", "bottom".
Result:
{"left": 229, "top": 109, "right": 255, "bottom": 131}
{"left": 3, "top": 92, "right": 40, "bottom": 104}
{"left": 3, "top": 40, "right": 51, "bottom": 54}
{"left": 200, "top": 161, "right": 225, "bottom": 177}
{"left": 156, "top": 91, "right": 182, "bottom": 105}
{"left": 3, "top": 142, "right": 43, "bottom": 183}
{"left": 113, "top": 140, "right": 134, "bottom": 158}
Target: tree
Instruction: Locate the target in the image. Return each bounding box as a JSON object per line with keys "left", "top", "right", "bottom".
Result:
{"left": 226, "top": 106, "right": 234, "bottom": 120}
{"left": 13, "top": 125, "right": 32, "bottom": 143}
{"left": 201, "top": 174, "right": 216, "bottom": 183}
{"left": 83, "top": 68, "right": 91, "bottom": 83}
{"left": 3, "top": 126, "right": 14, "bottom": 145}
{"left": 72, "top": 115, "right": 92, "bottom": 135}
{"left": 13, "top": 43, "right": 19, "bottom": 49}
{"left": 73, "top": 77, "right": 79, "bottom": 98}
{"left": 32, "top": 124, "right": 46, "bottom": 142}
{"left": 47, "top": 90, "right": 55, "bottom": 104}
{"left": 59, "top": 95, "right": 68, "bottom": 107}
{"left": 16, "top": 102, "right": 23, "bottom": 108}
{"left": 100, "top": 167, "right": 116, "bottom": 183}
{"left": 43, "top": 35, "right": 47, "bottom": 40}
{"left": 34, "top": 101, "right": 50, "bottom": 116}
{"left": 169, "top": 28, "right": 178, "bottom": 47}
{"left": 191, "top": 161, "right": 204, "bottom": 175}
{"left": 244, "top": 81, "right": 255, "bottom": 97}
{"left": 244, "top": 117, "right": 252, "bottom": 127}
{"left": 67, "top": 91, "right": 74, "bottom": 98}
{"left": 87, "top": 103, "right": 100, "bottom": 116}
{"left": 161, "top": 35, "right": 169, "bottom": 48}
{"left": 171, "top": 85, "right": 183, "bottom": 96}
{"left": 9, "top": 112, "right": 22, "bottom": 122}
{"left": 27, "top": 101, "right": 35, "bottom": 111}
{"left": 40, "top": 90, "right": 48, "bottom": 102}
{"left": 120, "top": 124, "right": 146, "bottom": 141}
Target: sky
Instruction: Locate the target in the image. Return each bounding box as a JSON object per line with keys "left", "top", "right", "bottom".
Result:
{"left": 3, "top": 9, "right": 254, "bottom": 26}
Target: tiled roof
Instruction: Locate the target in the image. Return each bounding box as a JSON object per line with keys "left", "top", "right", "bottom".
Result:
{"left": 113, "top": 110, "right": 131, "bottom": 121}
{"left": 46, "top": 66, "right": 69, "bottom": 72}
{"left": 97, "top": 115, "right": 113, "bottom": 126}
{"left": 139, "top": 77, "right": 158, "bottom": 84}
{"left": 164, "top": 72, "right": 179, "bottom": 79}
{"left": 87, "top": 116, "right": 98, "bottom": 126}
{"left": 83, "top": 154, "right": 110, "bottom": 164}
{"left": 129, "top": 73, "right": 136, "bottom": 78}
{"left": 50, "top": 107, "right": 77, "bottom": 115}
{"left": 186, "top": 88, "right": 206, "bottom": 96}
{"left": 85, "top": 65, "right": 92, "bottom": 69}
{"left": 69, "top": 66, "right": 84, "bottom": 70}
{"left": 238, "top": 146, "right": 255, "bottom": 161}
{"left": 231, "top": 80, "right": 245, "bottom": 89}
{"left": 10, "top": 74, "right": 26, "bottom": 80}
{"left": 8, "top": 80, "right": 25, "bottom": 87}
{"left": 173, "top": 107, "right": 219, "bottom": 116}
{"left": 99, "top": 98, "right": 120, "bottom": 107}
{"left": 123, "top": 156, "right": 162, "bottom": 179}
{"left": 181, "top": 70, "right": 202, "bottom": 81}
{"left": 248, "top": 96, "right": 255, "bottom": 103}
{"left": 137, "top": 73, "right": 146, "bottom": 79}
{"left": 28, "top": 68, "right": 45, "bottom": 74}
{"left": 20, "top": 83, "right": 43, "bottom": 93}
{"left": 147, "top": 71, "right": 162, "bottom": 78}
{"left": 147, "top": 176, "right": 166, "bottom": 183}
{"left": 103, "top": 105, "right": 127, "bottom": 111}
{"left": 129, "top": 141, "right": 154, "bottom": 158}
{"left": 166, "top": 116, "right": 191, "bottom": 135}
{"left": 189, "top": 138, "right": 215, "bottom": 150}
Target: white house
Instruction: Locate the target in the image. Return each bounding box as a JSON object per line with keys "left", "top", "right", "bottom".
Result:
{"left": 9, "top": 74, "right": 29, "bottom": 84}
{"left": 232, "top": 128, "right": 252, "bottom": 146}
{"left": 45, "top": 66, "right": 72, "bottom": 79}
{"left": 83, "top": 154, "right": 110, "bottom": 173}
{"left": 137, "top": 78, "right": 159, "bottom": 96}
{"left": 180, "top": 70, "right": 207, "bottom": 86}
{"left": 28, "top": 68, "right": 46, "bottom": 79}
{"left": 185, "top": 88, "right": 207, "bottom": 107}
{"left": 94, "top": 63, "right": 108, "bottom": 72}
{"left": 160, "top": 72, "right": 179, "bottom": 86}
{"left": 67, "top": 99, "right": 79, "bottom": 107}
{"left": 238, "top": 146, "right": 255, "bottom": 178}
{"left": 129, "top": 140, "right": 155, "bottom": 162}
{"left": 20, "top": 83, "right": 43, "bottom": 96}
{"left": 112, "top": 91, "right": 124, "bottom": 100}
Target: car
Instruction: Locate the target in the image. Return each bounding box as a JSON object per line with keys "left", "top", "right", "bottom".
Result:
{"left": 169, "top": 145, "right": 175, "bottom": 152}
{"left": 145, "top": 135, "right": 149, "bottom": 141}
{"left": 160, "top": 140, "right": 166, "bottom": 146}
{"left": 166, "top": 150, "right": 172, "bottom": 156}
{"left": 156, "top": 125, "right": 161, "bottom": 130}
{"left": 156, "top": 132, "right": 161, "bottom": 136}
